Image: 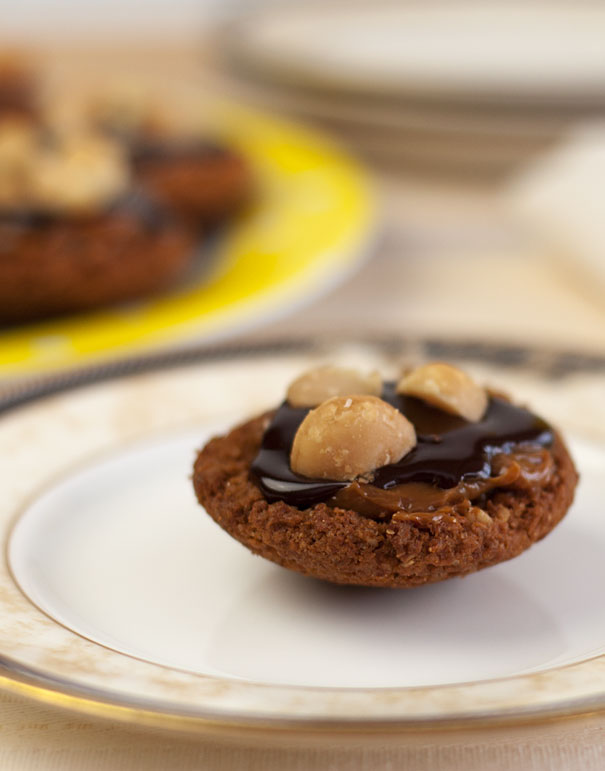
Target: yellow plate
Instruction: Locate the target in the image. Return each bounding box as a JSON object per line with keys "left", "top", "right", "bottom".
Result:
{"left": 0, "top": 104, "right": 374, "bottom": 377}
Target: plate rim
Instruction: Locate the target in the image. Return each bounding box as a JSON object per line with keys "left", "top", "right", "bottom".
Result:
{"left": 220, "top": 0, "right": 605, "bottom": 108}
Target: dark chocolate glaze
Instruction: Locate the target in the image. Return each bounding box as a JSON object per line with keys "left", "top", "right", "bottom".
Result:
{"left": 109, "top": 191, "right": 174, "bottom": 232}
{"left": 0, "top": 208, "right": 59, "bottom": 229}
{"left": 131, "top": 138, "right": 230, "bottom": 168}
{"left": 0, "top": 191, "right": 172, "bottom": 233}
{"left": 250, "top": 382, "right": 554, "bottom": 508}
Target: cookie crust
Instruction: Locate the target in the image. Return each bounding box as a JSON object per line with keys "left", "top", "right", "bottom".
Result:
{"left": 134, "top": 145, "right": 252, "bottom": 225}
{"left": 193, "top": 412, "right": 578, "bottom": 588}
{"left": 0, "top": 208, "right": 195, "bottom": 322}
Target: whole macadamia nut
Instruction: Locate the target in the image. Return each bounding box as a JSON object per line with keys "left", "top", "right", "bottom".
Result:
{"left": 290, "top": 395, "right": 416, "bottom": 481}
{"left": 31, "top": 133, "right": 130, "bottom": 213}
{"left": 286, "top": 366, "right": 382, "bottom": 408}
{"left": 0, "top": 120, "right": 38, "bottom": 207}
{"left": 396, "top": 362, "right": 487, "bottom": 422}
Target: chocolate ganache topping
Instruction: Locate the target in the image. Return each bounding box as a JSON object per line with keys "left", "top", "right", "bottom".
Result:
{"left": 251, "top": 381, "right": 554, "bottom": 509}
{"left": 131, "top": 139, "right": 230, "bottom": 168}
{"left": 0, "top": 191, "right": 171, "bottom": 231}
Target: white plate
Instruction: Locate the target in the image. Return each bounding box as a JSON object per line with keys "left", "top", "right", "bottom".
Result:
{"left": 220, "top": 72, "right": 562, "bottom": 175}
{"left": 224, "top": 1, "right": 605, "bottom": 105}
{"left": 2, "top": 341, "right": 605, "bottom": 736}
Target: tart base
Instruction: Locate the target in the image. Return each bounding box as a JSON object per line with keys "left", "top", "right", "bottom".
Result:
{"left": 0, "top": 211, "right": 195, "bottom": 323}
{"left": 193, "top": 412, "right": 578, "bottom": 588}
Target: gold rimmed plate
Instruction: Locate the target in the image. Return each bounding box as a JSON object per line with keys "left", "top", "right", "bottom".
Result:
{"left": 1, "top": 339, "right": 605, "bottom": 739}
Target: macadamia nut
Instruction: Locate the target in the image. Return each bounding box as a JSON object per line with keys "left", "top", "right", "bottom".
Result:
{"left": 287, "top": 366, "right": 382, "bottom": 408}
{"left": 290, "top": 395, "right": 416, "bottom": 481}
{"left": 30, "top": 133, "right": 129, "bottom": 213}
{"left": 396, "top": 362, "right": 487, "bottom": 422}
{"left": 87, "top": 84, "right": 165, "bottom": 136}
{"left": 0, "top": 120, "right": 37, "bottom": 207}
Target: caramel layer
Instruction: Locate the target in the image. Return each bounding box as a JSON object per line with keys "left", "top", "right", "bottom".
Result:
{"left": 330, "top": 447, "right": 554, "bottom": 519}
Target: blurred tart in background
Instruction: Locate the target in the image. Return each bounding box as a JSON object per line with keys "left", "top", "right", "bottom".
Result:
{"left": 132, "top": 139, "right": 252, "bottom": 227}
{"left": 89, "top": 87, "right": 253, "bottom": 227}
{"left": 0, "top": 124, "right": 196, "bottom": 323}
{"left": 0, "top": 60, "right": 252, "bottom": 323}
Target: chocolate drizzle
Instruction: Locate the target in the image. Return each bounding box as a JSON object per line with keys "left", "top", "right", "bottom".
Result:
{"left": 0, "top": 191, "right": 171, "bottom": 232}
{"left": 131, "top": 138, "right": 230, "bottom": 168}
{"left": 251, "top": 382, "right": 554, "bottom": 508}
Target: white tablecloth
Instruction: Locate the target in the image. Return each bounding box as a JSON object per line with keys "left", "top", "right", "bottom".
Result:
{"left": 3, "top": 689, "right": 605, "bottom": 771}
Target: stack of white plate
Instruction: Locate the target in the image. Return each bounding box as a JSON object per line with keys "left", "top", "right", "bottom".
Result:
{"left": 218, "top": 1, "right": 605, "bottom": 177}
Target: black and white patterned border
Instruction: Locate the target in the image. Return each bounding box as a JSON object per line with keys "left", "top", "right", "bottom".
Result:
{"left": 1, "top": 335, "right": 604, "bottom": 415}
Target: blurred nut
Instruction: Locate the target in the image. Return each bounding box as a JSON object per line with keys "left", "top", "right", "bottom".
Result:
{"left": 87, "top": 83, "right": 166, "bottom": 137}
{"left": 290, "top": 395, "right": 416, "bottom": 481}
{"left": 0, "top": 119, "right": 37, "bottom": 207}
{"left": 396, "top": 362, "right": 487, "bottom": 422}
{"left": 0, "top": 119, "right": 36, "bottom": 165}
{"left": 30, "top": 133, "right": 130, "bottom": 213}
{"left": 287, "top": 366, "right": 382, "bottom": 408}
